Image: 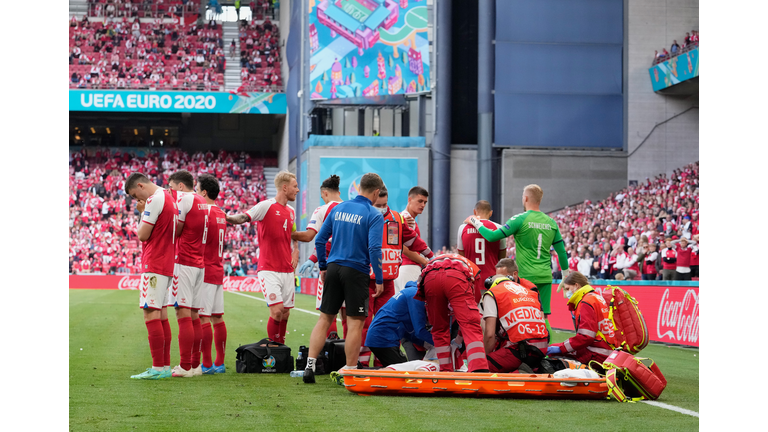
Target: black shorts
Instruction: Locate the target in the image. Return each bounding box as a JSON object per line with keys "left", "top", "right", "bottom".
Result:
{"left": 319, "top": 263, "right": 370, "bottom": 317}
{"left": 370, "top": 346, "right": 407, "bottom": 367}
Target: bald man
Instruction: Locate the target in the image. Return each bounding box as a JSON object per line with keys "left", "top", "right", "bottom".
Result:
{"left": 464, "top": 185, "right": 568, "bottom": 334}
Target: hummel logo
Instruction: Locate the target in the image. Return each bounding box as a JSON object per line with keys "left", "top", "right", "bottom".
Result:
{"left": 359, "top": 307, "right": 364, "bottom": 312}
{"left": 275, "top": 211, "right": 281, "bottom": 215}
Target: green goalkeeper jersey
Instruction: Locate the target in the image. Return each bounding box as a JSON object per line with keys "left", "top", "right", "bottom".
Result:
{"left": 476, "top": 210, "right": 568, "bottom": 284}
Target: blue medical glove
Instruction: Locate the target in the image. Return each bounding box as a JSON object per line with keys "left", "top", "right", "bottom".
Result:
{"left": 547, "top": 345, "right": 561, "bottom": 356}
{"left": 298, "top": 259, "right": 315, "bottom": 277}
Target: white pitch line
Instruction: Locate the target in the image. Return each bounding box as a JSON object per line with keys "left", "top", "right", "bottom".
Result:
{"left": 642, "top": 401, "right": 699, "bottom": 418}
{"left": 226, "top": 291, "right": 342, "bottom": 321}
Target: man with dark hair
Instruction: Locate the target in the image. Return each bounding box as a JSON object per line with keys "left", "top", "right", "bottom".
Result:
{"left": 303, "top": 173, "right": 384, "bottom": 384}
{"left": 167, "top": 170, "right": 208, "bottom": 377}
{"left": 126, "top": 173, "right": 178, "bottom": 380}
{"left": 458, "top": 200, "right": 506, "bottom": 302}
{"left": 394, "top": 186, "right": 429, "bottom": 293}
{"left": 293, "top": 175, "right": 345, "bottom": 336}
{"left": 196, "top": 174, "right": 229, "bottom": 374}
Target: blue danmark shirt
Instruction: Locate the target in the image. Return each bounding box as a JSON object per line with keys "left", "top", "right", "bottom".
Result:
{"left": 365, "top": 284, "right": 434, "bottom": 348}
{"left": 315, "top": 194, "right": 384, "bottom": 284}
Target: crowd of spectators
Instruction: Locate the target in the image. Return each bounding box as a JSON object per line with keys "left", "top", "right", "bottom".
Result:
{"left": 69, "top": 15, "right": 226, "bottom": 91}
{"left": 653, "top": 30, "right": 699, "bottom": 65}
{"left": 86, "top": 0, "right": 200, "bottom": 20}
{"left": 235, "top": 17, "right": 282, "bottom": 92}
{"left": 69, "top": 147, "right": 274, "bottom": 275}
{"left": 504, "top": 162, "right": 700, "bottom": 281}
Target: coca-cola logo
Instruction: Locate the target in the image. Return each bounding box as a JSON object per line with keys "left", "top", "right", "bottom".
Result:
{"left": 657, "top": 288, "right": 699, "bottom": 343}
{"left": 118, "top": 275, "right": 142, "bottom": 290}
{"left": 223, "top": 276, "right": 261, "bottom": 292}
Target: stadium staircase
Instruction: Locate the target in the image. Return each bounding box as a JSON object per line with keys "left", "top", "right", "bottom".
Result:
{"left": 69, "top": 0, "right": 88, "bottom": 17}
{"left": 223, "top": 21, "right": 242, "bottom": 92}
{"left": 264, "top": 167, "right": 279, "bottom": 198}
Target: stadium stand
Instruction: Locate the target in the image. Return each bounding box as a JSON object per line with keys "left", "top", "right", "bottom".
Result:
{"left": 69, "top": 147, "right": 276, "bottom": 275}
{"left": 69, "top": 16, "right": 227, "bottom": 90}
{"left": 236, "top": 17, "right": 282, "bottom": 92}
{"left": 84, "top": 0, "right": 201, "bottom": 20}
{"left": 504, "top": 162, "right": 699, "bottom": 280}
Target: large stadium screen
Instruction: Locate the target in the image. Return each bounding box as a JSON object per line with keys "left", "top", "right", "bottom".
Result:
{"left": 309, "top": 0, "right": 430, "bottom": 100}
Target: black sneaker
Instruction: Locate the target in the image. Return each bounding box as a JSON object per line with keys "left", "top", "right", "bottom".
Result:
{"left": 303, "top": 368, "right": 315, "bottom": 384}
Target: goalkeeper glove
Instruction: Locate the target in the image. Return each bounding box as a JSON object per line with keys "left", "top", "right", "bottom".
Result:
{"left": 467, "top": 215, "right": 484, "bottom": 230}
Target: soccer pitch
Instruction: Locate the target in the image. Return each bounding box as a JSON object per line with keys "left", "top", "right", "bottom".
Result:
{"left": 70, "top": 290, "right": 699, "bottom": 431}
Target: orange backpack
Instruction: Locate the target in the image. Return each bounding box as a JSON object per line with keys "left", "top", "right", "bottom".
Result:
{"left": 601, "top": 286, "right": 649, "bottom": 354}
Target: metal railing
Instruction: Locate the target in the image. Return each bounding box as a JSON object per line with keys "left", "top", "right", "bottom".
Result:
{"left": 85, "top": 2, "right": 200, "bottom": 20}
{"left": 652, "top": 42, "right": 698, "bottom": 66}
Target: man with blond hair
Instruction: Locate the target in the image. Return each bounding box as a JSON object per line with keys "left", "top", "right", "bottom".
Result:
{"left": 465, "top": 184, "right": 568, "bottom": 334}
{"left": 227, "top": 171, "right": 300, "bottom": 344}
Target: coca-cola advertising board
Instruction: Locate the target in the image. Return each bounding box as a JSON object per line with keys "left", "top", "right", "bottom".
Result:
{"left": 548, "top": 283, "right": 699, "bottom": 348}
{"left": 69, "top": 275, "right": 263, "bottom": 292}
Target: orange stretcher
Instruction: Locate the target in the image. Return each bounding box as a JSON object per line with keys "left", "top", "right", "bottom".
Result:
{"left": 339, "top": 370, "right": 609, "bottom": 399}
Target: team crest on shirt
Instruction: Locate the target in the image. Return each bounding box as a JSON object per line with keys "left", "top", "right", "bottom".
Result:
{"left": 269, "top": 293, "right": 277, "bottom": 301}
{"left": 149, "top": 276, "right": 157, "bottom": 288}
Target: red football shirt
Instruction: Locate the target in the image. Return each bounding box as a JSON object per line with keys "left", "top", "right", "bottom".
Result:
{"left": 246, "top": 198, "right": 296, "bottom": 273}
{"left": 203, "top": 204, "right": 227, "bottom": 285}
{"left": 457, "top": 219, "right": 506, "bottom": 282}
{"left": 173, "top": 190, "right": 207, "bottom": 269}
{"left": 140, "top": 188, "right": 178, "bottom": 277}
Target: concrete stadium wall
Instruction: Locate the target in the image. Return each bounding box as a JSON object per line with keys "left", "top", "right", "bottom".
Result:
{"left": 449, "top": 149, "right": 479, "bottom": 248}
{"left": 501, "top": 149, "right": 628, "bottom": 218}
{"left": 626, "top": 0, "right": 699, "bottom": 181}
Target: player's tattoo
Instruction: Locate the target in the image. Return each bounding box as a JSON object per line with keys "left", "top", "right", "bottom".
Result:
{"left": 226, "top": 213, "right": 249, "bottom": 224}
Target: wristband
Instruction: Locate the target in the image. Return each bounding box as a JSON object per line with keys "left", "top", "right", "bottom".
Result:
{"left": 468, "top": 216, "right": 483, "bottom": 230}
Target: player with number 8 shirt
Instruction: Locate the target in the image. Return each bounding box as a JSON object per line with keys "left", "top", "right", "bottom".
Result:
{"left": 465, "top": 185, "right": 569, "bottom": 330}
{"left": 196, "top": 174, "right": 228, "bottom": 375}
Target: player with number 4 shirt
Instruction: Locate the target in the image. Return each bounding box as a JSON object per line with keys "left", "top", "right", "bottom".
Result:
{"left": 227, "top": 171, "right": 300, "bottom": 345}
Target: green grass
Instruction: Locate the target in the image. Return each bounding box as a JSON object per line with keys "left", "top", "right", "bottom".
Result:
{"left": 70, "top": 290, "right": 698, "bottom": 431}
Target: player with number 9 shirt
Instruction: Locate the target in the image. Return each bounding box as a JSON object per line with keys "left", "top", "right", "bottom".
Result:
{"left": 465, "top": 185, "right": 569, "bottom": 324}
{"left": 196, "top": 174, "right": 228, "bottom": 375}
{"left": 457, "top": 200, "right": 506, "bottom": 303}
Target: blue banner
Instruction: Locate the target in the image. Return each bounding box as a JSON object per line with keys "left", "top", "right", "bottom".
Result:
{"left": 309, "top": 0, "right": 431, "bottom": 100}
{"left": 303, "top": 135, "right": 425, "bottom": 151}
{"left": 69, "top": 90, "right": 287, "bottom": 114}
{"left": 319, "top": 157, "right": 417, "bottom": 213}
{"left": 649, "top": 47, "right": 699, "bottom": 92}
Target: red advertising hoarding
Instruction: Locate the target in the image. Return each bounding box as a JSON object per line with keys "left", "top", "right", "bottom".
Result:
{"left": 548, "top": 283, "right": 699, "bottom": 348}
{"left": 69, "top": 275, "right": 264, "bottom": 292}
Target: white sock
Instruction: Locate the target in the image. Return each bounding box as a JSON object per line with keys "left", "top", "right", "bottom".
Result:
{"left": 306, "top": 357, "right": 316, "bottom": 372}
{"left": 344, "top": 365, "right": 357, "bottom": 370}
{"left": 164, "top": 366, "right": 170, "bottom": 371}
{"left": 153, "top": 366, "right": 164, "bottom": 372}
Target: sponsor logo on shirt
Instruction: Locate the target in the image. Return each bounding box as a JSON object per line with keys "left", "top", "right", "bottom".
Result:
{"left": 144, "top": 211, "right": 150, "bottom": 216}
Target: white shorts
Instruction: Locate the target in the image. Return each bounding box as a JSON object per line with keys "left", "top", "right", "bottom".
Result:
{"left": 139, "top": 273, "right": 172, "bottom": 310}
{"left": 167, "top": 263, "right": 205, "bottom": 309}
{"left": 394, "top": 265, "right": 422, "bottom": 294}
{"left": 199, "top": 282, "right": 224, "bottom": 317}
{"left": 258, "top": 270, "right": 295, "bottom": 308}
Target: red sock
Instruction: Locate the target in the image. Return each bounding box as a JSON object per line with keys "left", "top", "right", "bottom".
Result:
{"left": 177, "top": 316, "right": 194, "bottom": 370}
{"left": 145, "top": 319, "right": 164, "bottom": 368}
{"left": 201, "top": 322, "right": 213, "bottom": 369}
{"left": 327, "top": 321, "right": 338, "bottom": 338}
{"left": 278, "top": 319, "right": 288, "bottom": 344}
{"left": 267, "top": 317, "right": 281, "bottom": 342}
{"left": 161, "top": 318, "right": 172, "bottom": 367}
{"left": 191, "top": 318, "right": 202, "bottom": 368}
{"left": 213, "top": 321, "right": 227, "bottom": 366}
